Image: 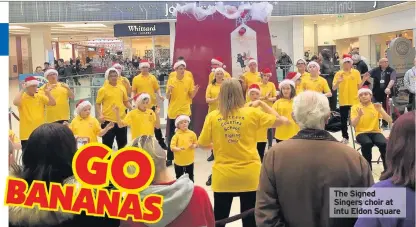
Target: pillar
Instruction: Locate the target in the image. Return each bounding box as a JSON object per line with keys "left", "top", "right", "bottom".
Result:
{"left": 413, "top": 28, "right": 416, "bottom": 48}
{"left": 292, "top": 18, "right": 304, "bottom": 64}
{"left": 169, "top": 21, "right": 176, "bottom": 62}
{"left": 313, "top": 24, "right": 319, "bottom": 55}
{"left": 359, "top": 35, "right": 370, "bottom": 61}
{"left": 30, "top": 26, "right": 52, "bottom": 69}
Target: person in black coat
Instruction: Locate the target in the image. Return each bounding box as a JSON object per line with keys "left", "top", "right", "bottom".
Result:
{"left": 8, "top": 123, "right": 120, "bottom": 227}
{"left": 319, "top": 49, "right": 337, "bottom": 111}
{"left": 352, "top": 54, "right": 370, "bottom": 86}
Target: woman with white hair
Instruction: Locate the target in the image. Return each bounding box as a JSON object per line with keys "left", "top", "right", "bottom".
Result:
{"left": 256, "top": 91, "right": 373, "bottom": 227}
{"left": 198, "top": 78, "right": 287, "bottom": 227}
{"left": 300, "top": 61, "right": 332, "bottom": 97}
{"left": 121, "top": 135, "right": 215, "bottom": 227}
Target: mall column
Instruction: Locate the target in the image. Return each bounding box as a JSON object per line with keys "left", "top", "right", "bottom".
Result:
{"left": 30, "top": 26, "right": 53, "bottom": 70}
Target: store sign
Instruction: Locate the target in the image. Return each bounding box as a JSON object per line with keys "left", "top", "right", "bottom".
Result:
{"left": 114, "top": 23, "right": 170, "bottom": 37}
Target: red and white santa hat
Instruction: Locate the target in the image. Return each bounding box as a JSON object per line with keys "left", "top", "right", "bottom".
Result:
{"left": 139, "top": 60, "right": 150, "bottom": 69}
{"left": 74, "top": 99, "right": 92, "bottom": 115}
{"left": 104, "top": 67, "right": 120, "bottom": 80}
{"left": 278, "top": 79, "right": 295, "bottom": 90}
{"left": 133, "top": 92, "right": 151, "bottom": 107}
{"left": 25, "top": 76, "right": 39, "bottom": 87}
{"left": 44, "top": 68, "right": 58, "bottom": 79}
{"left": 358, "top": 85, "right": 372, "bottom": 96}
{"left": 343, "top": 54, "right": 353, "bottom": 64}
{"left": 175, "top": 115, "right": 191, "bottom": 128}
{"left": 307, "top": 61, "right": 320, "bottom": 72}
{"left": 211, "top": 57, "right": 226, "bottom": 68}
{"left": 247, "top": 58, "right": 257, "bottom": 66}
{"left": 261, "top": 68, "right": 272, "bottom": 76}
{"left": 248, "top": 83, "right": 261, "bottom": 95}
{"left": 286, "top": 71, "right": 301, "bottom": 82}
{"left": 173, "top": 60, "right": 186, "bottom": 70}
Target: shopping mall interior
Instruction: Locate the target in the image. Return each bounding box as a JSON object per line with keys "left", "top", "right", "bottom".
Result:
{"left": 7, "top": 1, "right": 416, "bottom": 226}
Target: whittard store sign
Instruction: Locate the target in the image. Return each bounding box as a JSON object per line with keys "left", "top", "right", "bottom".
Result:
{"left": 114, "top": 23, "right": 170, "bottom": 37}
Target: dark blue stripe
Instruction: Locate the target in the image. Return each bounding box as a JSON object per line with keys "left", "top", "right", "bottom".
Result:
{"left": 0, "top": 23, "right": 8, "bottom": 56}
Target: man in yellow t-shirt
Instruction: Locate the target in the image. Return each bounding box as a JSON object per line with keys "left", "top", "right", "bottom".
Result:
{"left": 351, "top": 86, "right": 392, "bottom": 170}
{"left": 208, "top": 57, "right": 231, "bottom": 82}
{"left": 96, "top": 67, "right": 132, "bottom": 150}
{"left": 332, "top": 55, "right": 367, "bottom": 144}
{"left": 300, "top": 61, "right": 332, "bottom": 97}
{"left": 13, "top": 76, "right": 56, "bottom": 150}
{"left": 39, "top": 69, "right": 74, "bottom": 123}
{"left": 166, "top": 60, "right": 199, "bottom": 166}
{"left": 241, "top": 58, "right": 261, "bottom": 101}
{"left": 111, "top": 63, "right": 131, "bottom": 94}
{"left": 131, "top": 60, "right": 167, "bottom": 149}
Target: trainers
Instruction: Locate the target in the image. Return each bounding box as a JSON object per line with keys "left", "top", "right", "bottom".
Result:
{"left": 206, "top": 175, "right": 212, "bottom": 186}
{"left": 340, "top": 138, "right": 349, "bottom": 144}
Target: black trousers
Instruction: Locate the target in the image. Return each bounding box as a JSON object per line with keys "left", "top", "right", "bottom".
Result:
{"left": 356, "top": 133, "right": 387, "bottom": 170}
{"left": 408, "top": 93, "right": 415, "bottom": 111}
{"left": 214, "top": 191, "right": 256, "bottom": 227}
{"left": 267, "top": 128, "right": 274, "bottom": 148}
{"left": 21, "top": 140, "right": 28, "bottom": 152}
{"left": 339, "top": 105, "right": 351, "bottom": 140}
{"left": 257, "top": 142, "right": 267, "bottom": 163}
{"left": 151, "top": 106, "right": 167, "bottom": 149}
{"left": 166, "top": 118, "right": 176, "bottom": 161}
{"left": 174, "top": 163, "right": 194, "bottom": 182}
{"left": 101, "top": 121, "right": 127, "bottom": 150}
{"left": 326, "top": 75, "right": 338, "bottom": 111}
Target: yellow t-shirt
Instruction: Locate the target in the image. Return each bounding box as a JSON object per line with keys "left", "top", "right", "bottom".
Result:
{"left": 300, "top": 71, "right": 311, "bottom": 78}
{"left": 18, "top": 93, "right": 49, "bottom": 140}
{"left": 131, "top": 73, "right": 160, "bottom": 107}
{"left": 122, "top": 108, "right": 156, "bottom": 139}
{"left": 300, "top": 75, "right": 331, "bottom": 94}
{"left": 206, "top": 83, "right": 221, "bottom": 113}
{"left": 96, "top": 84, "right": 128, "bottom": 122}
{"left": 208, "top": 71, "right": 232, "bottom": 83}
{"left": 9, "top": 130, "right": 20, "bottom": 143}
{"left": 104, "top": 76, "right": 130, "bottom": 94}
{"left": 167, "top": 76, "right": 194, "bottom": 119}
{"left": 243, "top": 71, "right": 261, "bottom": 90}
{"left": 351, "top": 103, "right": 382, "bottom": 136}
{"left": 272, "top": 99, "right": 300, "bottom": 140}
{"left": 260, "top": 82, "right": 277, "bottom": 106}
{"left": 69, "top": 115, "right": 101, "bottom": 143}
{"left": 198, "top": 107, "right": 276, "bottom": 192}
{"left": 39, "top": 83, "right": 70, "bottom": 123}
{"left": 333, "top": 69, "right": 361, "bottom": 106}
{"left": 170, "top": 129, "right": 197, "bottom": 166}
{"left": 243, "top": 104, "right": 268, "bottom": 142}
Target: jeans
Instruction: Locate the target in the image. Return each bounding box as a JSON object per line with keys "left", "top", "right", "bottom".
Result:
{"left": 174, "top": 163, "right": 194, "bottom": 182}
{"left": 339, "top": 105, "right": 351, "bottom": 140}
{"left": 101, "top": 121, "right": 127, "bottom": 150}
{"left": 214, "top": 191, "right": 256, "bottom": 227}
{"left": 356, "top": 133, "right": 387, "bottom": 170}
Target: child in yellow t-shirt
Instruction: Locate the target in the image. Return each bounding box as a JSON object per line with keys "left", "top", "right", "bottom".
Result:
{"left": 65, "top": 100, "right": 114, "bottom": 149}
{"left": 9, "top": 130, "right": 21, "bottom": 150}
{"left": 114, "top": 93, "right": 161, "bottom": 140}
{"left": 9, "top": 130, "right": 21, "bottom": 166}
{"left": 273, "top": 79, "right": 300, "bottom": 143}
{"left": 170, "top": 115, "right": 197, "bottom": 182}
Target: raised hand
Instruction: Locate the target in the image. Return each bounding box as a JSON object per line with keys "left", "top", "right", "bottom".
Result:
{"left": 249, "top": 100, "right": 261, "bottom": 108}
{"left": 158, "top": 94, "right": 165, "bottom": 101}
{"left": 337, "top": 75, "right": 344, "bottom": 83}
{"left": 155, "top": 106, "right": 161, "bottom": 115}
{"left": 112, "top": 104, "right": 120, "bottom": 113}
{"left": 374, "top": 103, "right": 382, "bottom": 112}
{"left": 193, "top": 85, "right": 200, "bottom": 94}
{"left": 107, "top": 122, "right": 115, "bottom": 129}
{"left": 363, "top": 73, "right": 371, "bottom": 82}
{"left": 358, "top": 107, "right": 364, "bottom": 116}
{"left": 168, "top": 85, "right": 175, "bottom": 92}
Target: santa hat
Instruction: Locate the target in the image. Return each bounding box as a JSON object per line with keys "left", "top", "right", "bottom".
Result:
{"left": 113, "top": 63, "right": 122, "bottom": 70}
{"left": 342, "top": 54, "right": 353, "bottom": 64}
{"left": 139, "top": 60, "right": 150, "bottom": 69}
{"left": 358, "top": 86, "right": 372, "bottom": 96}
{"left": 211, "top": 57, "right": 226, "bottom": 68}
{"left": 247, "top": 83, "right": 261, "bottom": 95}
{"left": 307, "top": 61, "right": 320, "bottom": 72}
{"left": 296, "top": 58, "right": 307, "bottom": 65}
{"left": 261, "top": 68, "right": 272, "bottom": 75}
{"left": 133, "top": 93, "right": 151, "bottom": 107}
{"left": 44, "top": 69, "right": 58, "bottom": 78}
{"left": 247, "top": 58, "right": 257, "bottom": 66}
{"left": 286, "top": 72, "right": 301, "bottom": 82}
{"left": 173, "top": 60, "right": 186, "bottom": 70}
{"left": 278, "top": 79, "right": 295, "bottom": 90}
{"left": 25, "top": 76, "right": 39, "bottom": 87}
{"left": 104, "top": 67, "right": 120, "bottom": 80}
{"left": 74, "top": 99, "right": 92, "bottom": 115}
{"left": 175, "top": 115, "right": 190, "bottom": 128}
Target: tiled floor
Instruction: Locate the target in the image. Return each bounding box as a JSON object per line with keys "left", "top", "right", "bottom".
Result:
{"left": 9, "top": 78, "right": 386, "bottom": 227}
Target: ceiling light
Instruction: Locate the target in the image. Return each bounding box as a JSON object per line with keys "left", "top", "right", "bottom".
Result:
{"left": 9, "top": 25, "right": 28, "bottom": 30}
{"left": 58, "top": 24, "right": 107, "bottom": 28}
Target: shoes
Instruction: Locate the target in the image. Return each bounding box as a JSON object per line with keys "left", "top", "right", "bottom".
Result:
{"left": 340, "top": 138, "right": 349, "bottom": 144}
{"left": 206, "top": 175, "right": 212, "bottom": 186}
{"left": 166, "top": 160, "right": 172, "bottom": 167}
{"left": 207, "top": 153, "right": 214, "bottom": 162}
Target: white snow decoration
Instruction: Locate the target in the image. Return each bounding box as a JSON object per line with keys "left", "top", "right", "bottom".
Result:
{"left": 173, "top": 2, "right": 273, "bottom": 23}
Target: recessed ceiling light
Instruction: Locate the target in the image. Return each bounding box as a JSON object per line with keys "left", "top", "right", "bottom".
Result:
{"left": 9, "top": 25, "right": 28, "bottom": 30}
{"left": 58, "top": 24, "right": 107, "bottom": 28}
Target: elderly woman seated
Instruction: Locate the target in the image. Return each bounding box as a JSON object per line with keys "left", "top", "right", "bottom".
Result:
{"left": 121, "top": 135, "right": 214, "bottom": 227}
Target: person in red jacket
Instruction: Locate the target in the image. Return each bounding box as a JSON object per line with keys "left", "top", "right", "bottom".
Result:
{"left": 121, "top": 135, "right": 215, "bottom": 227}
